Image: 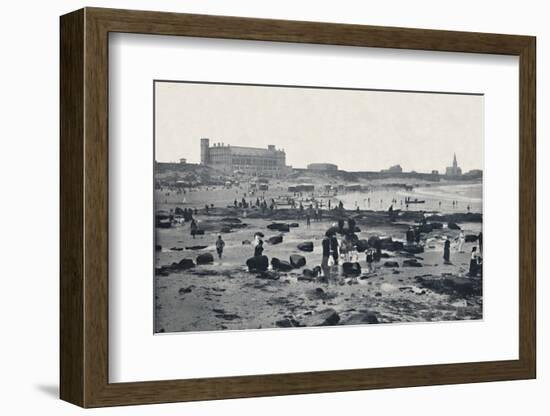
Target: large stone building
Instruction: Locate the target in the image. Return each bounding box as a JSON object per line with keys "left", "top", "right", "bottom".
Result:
{"left": 200, "top": 138, "right": 289, "bottom": 177}
{"left": 445, "top": 153, "right": 462, "bottom": 177}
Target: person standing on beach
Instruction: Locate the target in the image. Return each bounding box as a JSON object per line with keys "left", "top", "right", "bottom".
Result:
{"left": 254, "top": 238, "right": 264, "bottom": 257}
{"left": 443, "top": 237, "right": 451, "bottom": 263}
{"left": 321, "top": 232, "right": 331, "bottom": 281}
{"left": 469, "top": 246, "right": 481, "bottom": 276}
{"left": 215, "top": 235, "right": 225, "bottom": 259}
{"left": 340, "top": 233, "right": 353, "bottom": 262}
{"left": 456, "top": 230, "right": 465, "bottom": 253}
{"left": 348, "top": 218, "right": 356, "bottom": 233}
{"left": 190, "top": 219, "right": 198, "bottom": 239}
{"left": 366, "top": 248, "right": 375, "bottom": 273}
{"left": 406, "top": 226, "right": 415, "bottom": 244}
{"left": 330, "top": 233, "right": 339, "bottom": 266}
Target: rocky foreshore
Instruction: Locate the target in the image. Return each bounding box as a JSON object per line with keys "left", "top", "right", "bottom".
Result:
{"left": 154, "top": 205, "right": 483, "bottom": 333}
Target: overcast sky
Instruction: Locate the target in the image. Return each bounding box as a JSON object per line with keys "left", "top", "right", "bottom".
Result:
{"left": 155, "top": 81, "right": 483, "bottom": 173}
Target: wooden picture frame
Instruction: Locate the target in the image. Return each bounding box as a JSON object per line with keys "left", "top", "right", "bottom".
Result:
{"left": 60, "top": 7, "right": 536, "bottom": 408}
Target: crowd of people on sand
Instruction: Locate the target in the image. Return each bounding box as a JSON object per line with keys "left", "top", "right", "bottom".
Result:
{"left": 442, "top": 229, "right": 483, "bottom": 277}
{"left": 162, "top": 187, "right": 483, "bottom": 280}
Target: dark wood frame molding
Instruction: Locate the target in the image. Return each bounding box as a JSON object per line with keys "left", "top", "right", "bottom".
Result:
{"left": 60, "top": 7, "right": 536, "bottom": 408}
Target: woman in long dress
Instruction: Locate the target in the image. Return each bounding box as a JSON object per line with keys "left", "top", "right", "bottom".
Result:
{"left": 469, "top": 246, "right": 481, "bottom": 277}
{"left": 456, "top": 230, "right": 465, "bottom": 253}
{"left": 443, "top": 238, "right": 451, "bottom": 263}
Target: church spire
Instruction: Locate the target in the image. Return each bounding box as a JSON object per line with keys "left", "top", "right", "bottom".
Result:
{"left": 453, "top": 153, "right": 457, "bottom": 168}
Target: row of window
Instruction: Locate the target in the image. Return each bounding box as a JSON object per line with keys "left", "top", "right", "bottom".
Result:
{"left": 231, "top": 157, "right": 282, "bottom": 166}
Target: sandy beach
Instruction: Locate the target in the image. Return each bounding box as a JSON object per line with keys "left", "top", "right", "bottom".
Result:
{"left": 154, "top": 180, "right": 483, "bottom": 333}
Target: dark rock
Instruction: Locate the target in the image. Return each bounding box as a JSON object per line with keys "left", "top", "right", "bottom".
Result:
{"left": 403, "top": 259, "right": 423, "bottom": 267}
{"left": 430, "top": 222, "right": 443, "bottom": 229}
{"left": 256, "top": 271, "right": 280, "bottom": 280}
{"left": 155, "top": 267, "right": 170, "bottom": 276}
{"left": 267, "top": 223, "right": 290, "bottom": 232}
{"left": 376, "top": 237, "right": 404, "bottom": 251}
{"left": 215, "top": 313, "right": 240, "bottom": 321}
{"left": 307, "top": 287, "right": 337, "bottom": 301}
{"left": 268, "top": 235, "right": 283, "bottom": 244}
{"left": 465, "top": 234, "right": 479, "bottom": 242}
{"left": 448, "top": 222, "right": 461, "bottom": 230}
{"left": 170, "top": 247, "right": 183, "bottom": 251}
{"left": 276, "top": 318, "right": 301, "bottom": 328}
{"left": 271, "top": 257, "right": 293, "bottom": 272}
{"left": 379, "top": 237, "right": 394, "bottom": 250}
{"left": 384, "top": 261, "right": 399, "bottom": 268}
{"left": 186, "top": 245, "right": 208, "bottom": 250}
{"left": 419, "top": 276, "right": 481, "bottom": 297}
{"left": 302, "top": 268, "right": 316, "bottom": 277}
{"left": 242, "top": 240, "right": 251, "bottom": 245}
{"left": 307, "top": 308, "right": 340, "bottom": 326}
{"left": 195, "top": 229, "right": 205, "bottom": 235}
{"left": 220, "top": 226, "right": 232, "bottom": 233}
{"left": 300, "top": 268, "right": 318, "bottom": 281}
{"left": 417, "top": 223, "right": 434, "bottom": 234}
{"left": 246, "top": 255, "right": 269, "bottom": 272}
{"left": 403, "top": 244, "right": 424, "bottom": 254}
{"left": 367, "top": 235, "right": 380, "bottom": 247}
{"left": 174, "top": 207, "right": 185, "bottom": 215}
{"left": 342, "top": 262, "right": 361, "bottom": 276}
{"left": 375, "top": 292, "right": 382, "bottom": 297}
{"left": 297, "top": 241, "right": 314, "bottom": 252}
{"left": 221, "top": 217, "right": 242, "bottom": 223}
{"left": 289, "top": 223, "right": 300, "bottom": 228}
{"left": 196, "top": 253, "right": 214, "bottom": 265}
{"left": 177, "top": 258, "right": 195, "bottom": 270}
{"left": 290, "top": 254, "right": 306, "bottom": 268}
{"left": 426, "top": 213, "right": 482, "bottom": 223}
{"left": 178, "top": 286, "right": 194, "bottom": 294}
{"left": 298, "top": 275, "right": 314, "bottom": 282}
{"left": 255, "top": 232, "right": 265, "bottom": 238}
{"left": 355, "top": 239, "right": 369, "bottom": 252}
{"left": 155, "top": 244, "right": 162, "bottom": 251}
{"left": 342, "top": 311, "right": 379, "bottom": 325}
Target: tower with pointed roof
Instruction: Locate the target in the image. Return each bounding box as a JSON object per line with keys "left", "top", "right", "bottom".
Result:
{"left": 445, "top": 153, "right": 462, "bottom": 177}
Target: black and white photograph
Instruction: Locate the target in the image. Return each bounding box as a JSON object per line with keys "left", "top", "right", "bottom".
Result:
{"left": 153, "top": 81, "right": 484, "bottom": 333}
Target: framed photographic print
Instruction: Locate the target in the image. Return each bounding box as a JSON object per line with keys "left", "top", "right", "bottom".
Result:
{"left": 60, "top": 7, "right": 536, "bottom": 407}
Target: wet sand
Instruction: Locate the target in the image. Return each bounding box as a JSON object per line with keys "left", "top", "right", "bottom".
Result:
{"left": 154, "top": 191, "right": 482, "bottom": 333}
